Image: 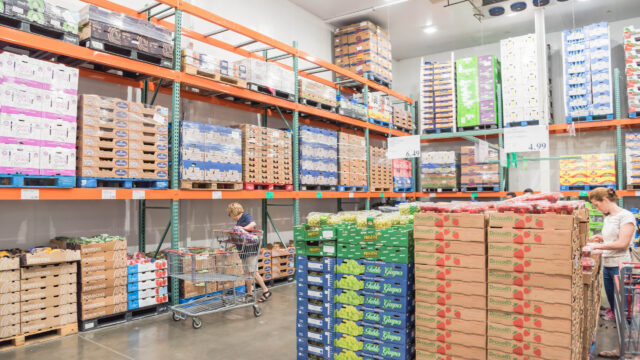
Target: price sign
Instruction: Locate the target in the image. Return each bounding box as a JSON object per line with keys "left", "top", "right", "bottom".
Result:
{"left": 387, "top": 135, "right": 420, "bottom": 159}
{"left": 102, "top": 190, "right": 116, "bottom": 200}
{"left": 20, "top": 189, "right": 39, "bottom": 200}
{"left": 211, "top": 191, "right": 222, "bottom": 199}
{"left": 504, "top": 125, "right": 549, "bottom": 153}
{"left": 132, "top": 190, "right": 145, "bottom": 199}
{"left": 475, "top": 140, "right": 489, "bottom": 163}
{"left": 349, "top": 192, "right": 354, "bottom": 198}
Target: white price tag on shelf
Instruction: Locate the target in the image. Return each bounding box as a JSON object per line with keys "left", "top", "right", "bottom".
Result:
{"left": 20, "top": 189, "right": 39, "bottom": 200}
{"left": 504, "top": 125, "right": 549, "bottom": 153}
{"left": 212, "top": 191, "right": 222, "bottom": 199}
{"left": 475, "top": 140, "right": 489, "bottom": 163}
{"left": 500, "top": 148, "right": 507, "bottom": 168}
{"left": 132, "top": 190, "right": 145, "bottom": 199}
{"left": 102, "top": 190, "right": 116, "bottom": 200}
{"left": 387, "top": 135, "right": 420, "bottom": 159}
{"left": 635, "top": 191, "right": 640, "bottom": 197}
{"left": 349, "top": 192, "right": 354, "bottom": 198}
{"left": 401, "top": 193, "right": 406, "bottom": 198}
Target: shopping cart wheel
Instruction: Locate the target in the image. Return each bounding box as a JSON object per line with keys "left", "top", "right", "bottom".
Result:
{"left": 253, "top": 305, "right": 262, "bottom": 317}
{"left": 192, "top": 317, "right": 203, "bottom": 329}
{"left": 172, "top": 312, "right": 185, "bottom": 321}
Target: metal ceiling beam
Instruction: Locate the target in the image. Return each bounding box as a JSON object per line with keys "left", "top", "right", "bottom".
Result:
{"left": 235, "top": 39, "right": 257, "bottom": 48}
{"left": 203, "top": 28, "right": 228, "bottom": 37}
{"left": 251, "top": 46, "right": 274, "bottom": 53}
{"left": 157, "top": 10, "right": 175, "bottom": 20}
{"left": 138, "top": 2, "right": 162, "bottom": 13}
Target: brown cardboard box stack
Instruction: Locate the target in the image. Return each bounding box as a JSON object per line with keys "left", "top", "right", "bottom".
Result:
{"left": 298, "top": 78, "right": 337, "bottom": 108}
{"left": 238, "top": 124, "right": 292, "bottom": 187}
{"left": 179, "top": 280, "right": 216, "bottom": 300}
{"left": 486, "top": 212, "right": 584, "bottom": 360}
{"left": 258, "top": 248, "right": 272, "bottom": 281}
{"left": 333, "top": 21, "right": 392, "bottom": 85}
{"left": 77, "top": 95, "right": 169, "bottom": 180}
{"left": 19, "top": 249, "right": 80, "bottom": 336}
{"left": 59, "top": 238, "right": 129, "bottom": 322}
{"left": 369, "top": 145, "right": 392, "bottom": 191}
{"left": 178, "top": 254, "right": 216, "bottom": 300}
{"left": 461, "top": 145, "right": 499, "bottom": 190}
{"left": 270, "top": 243, "right": 296, "bottom": 280}
{"left": 338, "top": 132, "right": 367, "bottom": 188}
{"left": 413, "top": 212, "right": 488, "bottom": 360}
{"left": 580, "top": 215, "right": 600, "bottom": 359}
{"left": 392, "top": 104, "right": 413, "bottom": 131}
{"left": 0, "top": 256, "right": 21, "bottom": 339}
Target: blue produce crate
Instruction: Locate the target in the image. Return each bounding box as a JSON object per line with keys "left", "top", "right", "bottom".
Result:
{"left": 296, "top": 322, "right": 334, "bottom": 344}
{"left": 0, "top": 174, "right": 75, "bottom": 188}
{"left": 334, "top": 303, "right": 414, "bottom": 329}
{"left": 297, "top": 269, "right": 335, "bottom": 288}
{"left": 297, "top": 281, "right": 334, "bottom": 302}
{"left": 335, "top": 258, "right": 413, "bottom": 280}
{"left": 334, "top": 289, "right": 415, "bottom": 313}
{"left": 297, "top": 337, "right": 334, "bottom": 360}
{"left": 334, "top": 335, "right": 415, "bottom": 360}
{"left": 334, "top": 318, "right": 414, "bottom": 345}
{"left": 297, "top": 255, "right": 335, "bottom": 274}
{"left": 335, "top": 273, "right": 413, "bottom": 297}
{"left": 297, "top": 296, "right": 333, "bottom": 317}
{"left": 333, "top": 346, "right": 414, "bottom": 360}
{"left": 128, "top": 286, "right": 168, "bottom": 301}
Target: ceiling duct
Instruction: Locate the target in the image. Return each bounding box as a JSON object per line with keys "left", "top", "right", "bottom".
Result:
{"left": 446, "top": 0, "right": 570, "bottom": 21}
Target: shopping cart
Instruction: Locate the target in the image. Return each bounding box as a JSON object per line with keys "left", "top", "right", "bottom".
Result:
{"left": 615, "top": 262, "right": 640, "bottom": 358}
{"left": 167, "top": 229, "right": 263, "bottom": 329}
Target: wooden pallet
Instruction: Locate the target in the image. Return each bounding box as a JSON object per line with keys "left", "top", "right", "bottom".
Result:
{"left": 0, "top": 323, "right": 78, "bottom": 352}
{"left": 80, "top": 38, "right": 172, "bottom": 69}
{"left": 300, "top": 184, "right": 336, "bottom": 191}
{"left": 244, "top": 182, "right": 293, "bottom": 191}
{"left": 371, "top": 187, "right": 393, "bottom": 192}
{"left": 0, "top": 14, "right": 78, "bottom": 44}
{"left": 180, "top": 180, "right": 243, "bottom": 190}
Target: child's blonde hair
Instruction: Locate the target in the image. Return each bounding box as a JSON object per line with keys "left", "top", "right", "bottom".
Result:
{"left": 227, "top": 202, "right": 244, "bottom": 217}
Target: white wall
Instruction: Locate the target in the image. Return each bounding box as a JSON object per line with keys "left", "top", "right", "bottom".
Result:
{"left": 394, "top": 16, "right": 640, "bottom": 193}
{"left": 0, "top": 0, "right": 341, "bottom": 252}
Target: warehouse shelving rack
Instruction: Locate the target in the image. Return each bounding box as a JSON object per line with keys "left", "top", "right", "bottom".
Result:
{"left": 0, "top": 0, "right": 416, "bottom": 303}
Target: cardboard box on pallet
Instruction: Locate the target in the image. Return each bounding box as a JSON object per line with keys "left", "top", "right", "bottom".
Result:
{"left": 0, "top": 255, "right": 20, "bottom": 339}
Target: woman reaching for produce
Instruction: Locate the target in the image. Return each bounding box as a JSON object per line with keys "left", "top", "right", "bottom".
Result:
{"left": 226, "top": 202, "right": 272, "bottom": 303}
{"left": 587, "top": 188, "right": 636, "bottom": 358}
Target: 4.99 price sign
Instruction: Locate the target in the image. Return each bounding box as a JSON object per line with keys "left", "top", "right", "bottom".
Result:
{"left": 504, "top": 125, "right": 549, "bottom": 153}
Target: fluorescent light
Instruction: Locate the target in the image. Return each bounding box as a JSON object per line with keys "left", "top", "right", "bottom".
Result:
{"left": 324, "top": 0, "right": 408, "bottom": 23}
{"left": 423, "top": 26, "right": 438, "bottom": 34}
{"left": 507, "top": 12, "right": 520, "bottom": 16}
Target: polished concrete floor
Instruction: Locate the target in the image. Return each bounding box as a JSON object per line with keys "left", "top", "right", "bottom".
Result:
{"left": 1, "top": 282, "right": 623, "bottom": 360}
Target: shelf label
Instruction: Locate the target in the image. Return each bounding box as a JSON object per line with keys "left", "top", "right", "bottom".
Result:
{"left": 380, "top": 192, "right": 385, "bottom": 198}
{"left": 349, "top": 192, "right": 354, "bottom": 198}
{"left": 475, "top": 140, "right": 489, "bottom": 163}
{"left": 471, "top": 192, "right": 479, "bottom": 197}
{"left": 580, "top": 191, "right": 588, "bottom": 197}
{"left": 387, "top": 135, "right": 420, "bottom": 159}
{"left": 316, "top": 192, "right": 323, "bottom": 198}
{"left": 504, "top": 125, "right": 549, "bottom": 153}
{"left": 428, "top": 193, "right": 436, "bottom": 198}
{"left": 401, "top": 193, "right": 407, "bottom": 198}
{"left": 132, "top": 190, "right": 145, "bottom": 199}
{"left": 212, "top": 191, "right": 222, "bottom": 199}
{"left": 20, "top": 189, "right": 39, "bottom": 200}
{"left": 266, "top": 192, "right": 274, "bottom": 199}
{"left": 102, "top": 190, "right": 116, "bottom": 200}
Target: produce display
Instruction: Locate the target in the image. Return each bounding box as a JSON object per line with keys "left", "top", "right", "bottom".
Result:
{"left": 559, "top": 153, "right": 615, "bottom": 189}
{"left": 420, "top": 151, "right": 457, "bottom": 191}
{"left": 0, "top": 52, "right": 78, "bottom": 186}
{"left": 300, "top": 125, "right": 338, "bottom": 186}
{"left": 238, "top": 124, "right": 292, "bottom": 188}
{"left": 127, "top": 252, "right": 168, "bottom": 310}
{"left": 460, "top": 145, "right": 499, "bottom": 190}
{"left": 180, "top": 121, "right": 242, "bottom": 186}
{"left": 261, "top": 243, "right": 295, "bottom": 280}
{"left": 392, "top": 159, "right": 413, "bottom": 192}
{"left": 456, "top": 55, "right": 500, "bottom": 129}
{"left": 420, "top": 60, "right": 455, "bottom": 132}
{"left": 370, "top": 146, "right": 393, "bottom": 191}
{"left": 626, "top": 26, "right": 640, "bottom": 116}
{"left": 338, "top": 132, "right": 367, "bottom": 189}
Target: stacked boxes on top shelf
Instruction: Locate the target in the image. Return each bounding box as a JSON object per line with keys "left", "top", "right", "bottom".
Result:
{"left": 181, "top": 43, "right": 248, "bottom": 88}
{"left": 392, "top": 159, "right": 413, "bottom": 192}
{"left": 392, "top": 104, "right": 413, "bottom": 132}
{"left": 299, "top": 125, "right": 338, "bottom": 189}
{"left": 126, "top": 253, "right": 168, "bottom": 310}
{"left": 559, "top": 153, "right": 616, "bottom": 190}
{"left": 370, "top": 146, "right": 393, "bottom": 192}
{"left": 337, "top": 95, "right": 368, "bottom": 121}
{"left": 420, "top": 151, "right": 457, "bottom": 192}
{"left": 270, "top": 243, "right": 296, "bottom": 280}
{"left": 333, "top": 21, "right": 392, "bottom": 86}
{"left": 238, "top": 124, "right": 292, "bottom": 190}
{"left": 562, "top": 22, "right": 613, "bottom": 121}
{"left": 457, "top": 56, "right": 501, "bottom": 130}
{"left": 338, "top": 132, "right": 367, "bottom": 191}
{"left": 0, "top": 254, "right": 20, "bottom": 340}
{"left": 460, "top": 145, "right": 499, "bottom": 191}
{"left": 0, "top": 1, "right": 79, "bottom": 44}
{"left": 232, "top": 58, "right": 295, "bottom": 98}
{"left": 179, "top": 121, "right": 242, "bottom": 190}
{"left": 624, "top": 26, "right": 640, "bottom": 117}
{"left": 0, "top": 52, "right": 78, "bottom": 188}
{"left": 19, "top": 248, "right": 80, "bottom": 336}
{"left": 79, "top": 5, "right": 173, "bottom": 68}
{"left": 298, "top": 78, "right": 337, "bottom": 110}
{"left": 626, "top": 133, "right": 640, "bottom": 187}
{"left": 76, "top": 95, "right": 169, "bottom": 188}
{"left": 420, "top": 61, "right": 455, "bottom": 133}
{"left": 501, "top": 34, "right": 546, "bottom": 127}
{"left": 354, "top": 91, "right": 392, "bottom": 127}
{"left": 413, "top": 207, "right": 487, "bottom": 360}
{"left": 487, "top": 206, "right": 585, "bottom": 360}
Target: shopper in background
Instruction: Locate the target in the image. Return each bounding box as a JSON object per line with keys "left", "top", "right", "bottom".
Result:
{"left": 226, "top": 202, "right": 272, "bottom": 303}
{"left": 587, "top": 188, "right": 635, "bottom": 358}
{"left": 523, "top": 188, "right": 534, "bottom": 195}
{"left": 505, "top": 192, "right": 516, "bottom": 199}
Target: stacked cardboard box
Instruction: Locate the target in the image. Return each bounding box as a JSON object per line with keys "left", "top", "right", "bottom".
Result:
{"left": 180, "top": 121, "right": 242, "bottom": 186}
{"left": 354, "top": 91, "right": 392, "bottom": 125}
{"left": 392, "top": 159, "right": 413, "bottom": 191}
{"left": 456, "top": 56, "right": 500, "bottom": 129}
{"left": 581, "top": 252, "right": 600, "bottom": 359}
{"left": 333, "top": 21, "right": 392, "bottom": 85}
{"left": 19, "top": 248, "right": 80, "bottom": 335}
{"left": 1, "top": 0, "right": 79, "bottom": 43}
{"left": 420, "top": 61, "right": 455, "bottom": 132}
{"left": 370, "top": 146, "right": 393, "bottom": 191}
{"left": 298, "top": 78, "right": 337, "bottom": 108}
{"left": 181, "top": 44, "right": 248, "bottom": 86}
{"left": 126, "top": 254, "right": 168, "bottom": 310}
{"left": 486, "top": 212, "right": 583, "bottom": 360}
{"left": 559, "top": 153, "right": 615, "bottom": 188}
{"left": 501, "top": 34, "right": 546, "bottom": 126}
{"left": 460, "top": 146, "right": 499, "bottom": 190}
{"left": 270, "top": 243, "right": 296, "bottom": 280}
{"left": 627, "top": 133, "right": 640, "bottom": 186}
{"left": 392, "top": 104, "right": 413, "bottom": 131}
{"left": 0, "top": 255, "right": 20, "bottom": 339}
{"left": 300, "top": 125, "right": 338, "bottom": 187}
{"left": 420, "top": 151, "right": 457, "bottom": 191}
{"left": 0, "top": 52, "right": 78, "bottom": 184}
{"left": 232, "top": 58, "right": 295, "bottom": 96}
{"left": 625, "top": 26, "right": 640, "bottom": 116}
{"left": 337, "top": 95, "right": 368, "bottom": 121}
{"left": 77, "top": 95, "right": 169, "bottom": 181}
{"left": 338, "top": 132, "right": 367, "bottom": 189}
{"left": 258, "top": 247, "right": 272, "bottom": 281}
{"left": 414, "top": 211, "right": 487, "bottom": 360}
{"left": 238, "top": 124, "right": 292, "bottom": 188}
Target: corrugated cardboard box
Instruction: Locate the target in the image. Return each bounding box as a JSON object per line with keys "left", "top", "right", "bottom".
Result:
{"left": 21, "top": 295, "right": 77, "bottom": 312}
{"left": 81, "top": 303, "right": 127, "bottom": 321}
{"left": 415, "top": 301, "right": 486, "bottom": 322}
{"left": 488, "top": 256, "right": 573, "bottom": 275}
{"left": 416, "top": 289, "right": 485, "bottom": 309}
{"left": 415, "top": 240, "right": 485, "bottom": 256}
{"left": 488, "top": 309, "right": 571, "bottom": 333}
{"left": 414, "top": 213, "right": 486, "bottom": 228}
{"left": 416, "top": 339, "right": 486, "bottom": 360}
{"left": 415, "top": 264, "right": 486, "bottom": 282}
{"left": 487, "top": 296, "right": 572, "bottom": 319}
{"left": 416, "top": 313, "right": 486, "bottom": 335}
{"left": 416, "top": 278, "right": 486, "bottom": 296}
{"left": 415, "top": 252, "right": 485, "bottom": 269}
{"left": 414, "top": 226, "right": 485, "bottom": 241}
{"left": 488, "top": 322, "right": 571, "bottom": 348}
{"left": 415, "top": 327, "right": 486, "bottom": 349}
{"left": 487, "top": 269, "right": 572, "bottom": 289}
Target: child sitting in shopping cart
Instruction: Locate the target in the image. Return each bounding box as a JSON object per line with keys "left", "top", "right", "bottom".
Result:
{"left": 227, "top": 202, "right": 272, "bottom": 303}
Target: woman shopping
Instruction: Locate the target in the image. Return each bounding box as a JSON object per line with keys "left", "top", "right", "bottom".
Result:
{"left": 587, "top": 188, "right": 636, "bottom": 358}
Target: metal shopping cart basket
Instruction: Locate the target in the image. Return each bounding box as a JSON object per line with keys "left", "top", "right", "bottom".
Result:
{"left": 167, "top": 229, "right": 263, "bottom": 329}
{"left": 615, "top": 262, "right": 640, "bottom": 358}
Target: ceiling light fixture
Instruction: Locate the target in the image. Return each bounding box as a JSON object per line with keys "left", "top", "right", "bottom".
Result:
{"left": 423, "top": 26, "right": 438, "bottom": 34}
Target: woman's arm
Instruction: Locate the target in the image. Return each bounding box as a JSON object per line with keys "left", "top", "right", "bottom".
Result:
{"left": 592, "top": 223, "right": 635, "bottom": 251}
{"left": 243, "top": 221, "right": 257, "bottom": 230}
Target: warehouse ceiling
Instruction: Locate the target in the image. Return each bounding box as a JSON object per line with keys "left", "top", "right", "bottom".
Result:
{"left": 289, "top": 0, "right": 640, "bottom": 60}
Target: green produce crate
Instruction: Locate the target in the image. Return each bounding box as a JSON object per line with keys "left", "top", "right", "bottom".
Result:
{"left": 294, "top": 223, "right": 352, "bottom": 241}
{"left": 295, "top": 240, "right": 336, "bottom": 257}
{"left": 336, "top": 244, "right": 413, "bottom": 264}
{"left": 339, "top": 227, "right": 413, "bottom": 248}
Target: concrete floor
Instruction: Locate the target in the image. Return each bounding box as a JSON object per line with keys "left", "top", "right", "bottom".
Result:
{"left": 1, "top": 282, "right": 624, "bottom": 360}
